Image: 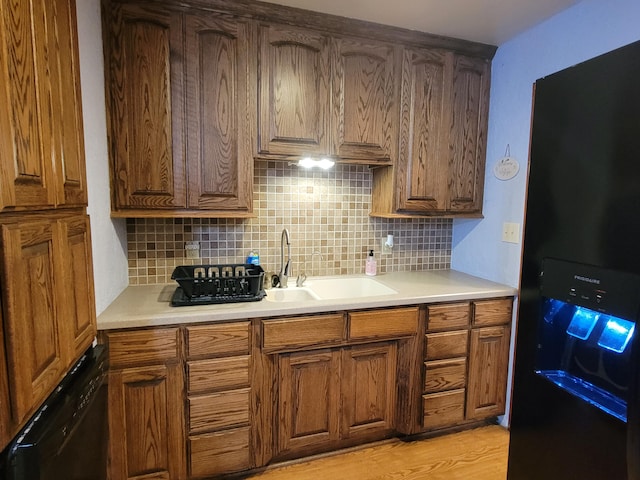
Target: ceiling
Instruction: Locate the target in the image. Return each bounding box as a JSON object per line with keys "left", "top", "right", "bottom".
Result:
{"left": 260, "top": 0, "right": 581, "bottom": 45}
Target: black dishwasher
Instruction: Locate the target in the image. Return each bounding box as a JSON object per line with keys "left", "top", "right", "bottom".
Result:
{"left": 0, "top": 344, "right": 108, "bottom": 480}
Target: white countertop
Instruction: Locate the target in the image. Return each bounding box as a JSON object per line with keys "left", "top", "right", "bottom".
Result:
{"left": 97, "top": 269, "right": 517, "bottom": 330}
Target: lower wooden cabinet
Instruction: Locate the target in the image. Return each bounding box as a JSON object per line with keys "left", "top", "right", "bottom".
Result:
{"left": 466, "top": 325, "right": 510, "bottom": 420}
{"left": 189, "top": 427, "right": 251, "bottom": 478}
{"left": 422, "top": 298, "right": 512, "bottom": 432}
{"left": 341, "top": 342, "right": 397, "bottom": 440}
{"left": 276, "top": 343, "right": 399, "bottom": 459}
{"left": 185, "top": 322, "right": 252, "bottom": 478}
{"left": 423, "top": 389, "right": 466, "bottom": 430}
{"left": 99, "top": 299, "right": 511, "bottom": 478}
{"left": 277, "top": 349, "right": 341, "bottom": 456}
{"left": 104, "top": 328, "right": 186, "bottom": 480}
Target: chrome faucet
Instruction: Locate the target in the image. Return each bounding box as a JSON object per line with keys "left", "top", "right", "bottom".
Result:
{"left": 277, "top": 228, "right": 291, "bottom": 288}
{"left": 296, "top": 250, "right": 323, "bottom": 287}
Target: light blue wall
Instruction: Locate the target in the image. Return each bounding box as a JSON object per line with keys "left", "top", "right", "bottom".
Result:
{"left": 451, "top": 0, "right": 640, "bottom": 426}
{"left": 452, "top": 0, "right": 640, "bottom": 288}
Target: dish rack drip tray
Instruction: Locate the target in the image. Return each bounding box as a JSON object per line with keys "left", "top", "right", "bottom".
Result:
{"left": 170, "top": 264, "right": 265, "bottom": 306}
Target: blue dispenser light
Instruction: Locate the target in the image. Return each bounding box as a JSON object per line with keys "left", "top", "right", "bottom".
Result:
{"left": 597, "top": 317, "right": 635, "bottom": 353}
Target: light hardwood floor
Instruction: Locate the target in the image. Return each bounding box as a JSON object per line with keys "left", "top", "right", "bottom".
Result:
{"left": 245, "top": 425, "right": 509, "bottom": 480}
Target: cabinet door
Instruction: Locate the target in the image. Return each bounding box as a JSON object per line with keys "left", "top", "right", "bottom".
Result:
{"left": 0, "top": 221, "right": 66, "bottom": 424}
{"left": 396, "top": 48, "right": 451, "bottom": 212}
{"left": 448, "top": 55, "right": 490, "bottom": 213}
{"left": 466, "top": 325, "right": 510, "bottom": 420}
{"left": 57, "top": 216, "right": 96, "bottom": 361}
{"left": 185, "top": 14, "right": 253, "bottom": 212}
{"left": 0, "top": 0, "right": 57, "bottom": 210}
{"left": 277, "top": 349, "right": 340, "bottom": 456}
{"left": 341, "top": 342, "right": 397, "bottom": 441}
{"left": 258, "top": 24, "right": 331, "bottom": 157}
{"left": 47, "top": 0, "right": 88, "bottom": 206}
{"left": 332, "top": 37, "right": 400, "bottom": 163}
{"left": 108, "top": 363, "right": 186, "bottom": 480}
{"left": 105, "top": 4, "right": 186, "bottom": 209}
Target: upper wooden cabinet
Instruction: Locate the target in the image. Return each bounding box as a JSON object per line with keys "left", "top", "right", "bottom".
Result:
{"left": 103, "top": 3, "right": 254, "bottom": 217}
{"left": 331, "top": 37, "right": 400, "bottom": 164}
{"left": 105, "top": 4, "right": 186, "bottom": 211}
{"left": 185, "top": 14, "right": 254, "bottom": 213}
{"left": 257, "top": 24, "right": 331, "bottom": 158}
{"left": 0, "top": 0, "right": 88, "bottom": 212}
{"left": 102, "top": 0, "right": 495, "bottom": 217}
{"left": 257, "top": 24, "right": 400, "bottom": 165}
{"left": 371, "top": 49, "right": 491, "bottom": 217}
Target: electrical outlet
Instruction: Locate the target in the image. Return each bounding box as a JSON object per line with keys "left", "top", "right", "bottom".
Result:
{"left": 381, "top": 237, "right": 393, "bottom": 255}
{"left": 185, "top": 241, "right": 200, "bottom": 259}
{"left": 502, "top": 223, "right": 520, "bottom": 244}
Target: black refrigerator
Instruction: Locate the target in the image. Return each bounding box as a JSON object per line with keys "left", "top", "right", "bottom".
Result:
{"left": 507, "top": 40, "right": 640, "bottom": 479}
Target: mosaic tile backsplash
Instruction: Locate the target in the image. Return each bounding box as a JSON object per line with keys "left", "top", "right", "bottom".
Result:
{"left": 127, "top": 162, "right": 453, "bottom": 285}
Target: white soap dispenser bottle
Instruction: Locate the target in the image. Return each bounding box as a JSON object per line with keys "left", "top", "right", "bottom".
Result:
{"left": 365, "top": 249, "right": 377, "bottom": 276}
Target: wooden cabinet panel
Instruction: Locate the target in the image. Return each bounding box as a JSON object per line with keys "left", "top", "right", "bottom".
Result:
{"left": 108, "top": 363, "right": 185, "bottom": 480}
{"left": 425, "top": 330, "right": 468, "bottom": 360}
{"left": 332, "top": 37, "right": 400, "bottom": 163}
{"left": 426, "top": 302, "right": 470, "bottom": 330}
{"left": 188, "top": 388, "right": 250, "bottom": 434}
{"left": 48, "top": 0, "right": 88, "bottom": 206}
{"left": 466, "top": 325, "right": 510, "bottom": 420}
{"left": 263, "top": 314, "right": 345, "bottom": 353}
{"left": 0, "top": 0, "right": 90, "bottom": 209}
{"left": 189, "top": 427, "right": 251, "bottom": 478}
{"left": 341, "top": 343, "right": 397, "bottom": 440}
{"left": 185, "top": 14, "right": 253, "bottom": 212}
{"left": 0, "top": 221, "right": 66, "bottom": 423}
{"left": 349, "top": 307, "right": 418, "bottom": 340}
{"left": 448, "top": 55, "right": 490, "bottom": 213}
{"left": 106, "top": 328, "right": 180, "bottom": 368}
{"left": 423, "top": 389, "right": 465, "bottom": 430}
{"left": 277, "top": 349, "right": 341, "bottom": 455}
{"left": 395, "top": 48, "right": 451, "bottom": 212}
{"left": 105, "top": 4, "right": 186, "bottom": 210}
{"left": 371, "top": 50, "right": 491, "bottom": 218}
{"left": 188, "top": 356, "right": 249, "bottom": 393}
{"left": 58, "top": 216, "right": 96, "bottom": 361}
{"left": 424, "top": 358, "right": 466, "bottom": 393}
{"left": 473, "top": 298, "right": 513, "bottom": 327}
{"left": 186, "top": 322, "right": 250, "bottom": 358}
{"left": 258, "top": 24, "right": 331, "bottom": 157}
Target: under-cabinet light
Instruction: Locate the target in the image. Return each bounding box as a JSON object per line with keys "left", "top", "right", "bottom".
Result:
{"left": 297, "top": 157, "right": 335, "bottom": 169}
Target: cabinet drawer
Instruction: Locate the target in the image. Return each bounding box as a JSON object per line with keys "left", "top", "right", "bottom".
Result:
{"left": 188, "top": 356, "right": 249, "bottom": 394}
{"left": 189, "top": 388, "right": 250, "bottom": 434}
{"left": 473, "top": 298, "right": 513, "bottom": 326}
{"left": 426, "top": 303, "right": 470, "bottom": 330}
{"left": 422, "top": 389, "right": 465, "bottom": 430}
{"left": 186, "top": 322, "right": 250, "bottom": 358}
{"left": 106, "top": 328, "right": 180, "bottom": 368}
{"left": 424, "top": 358, "right": 466, "bottom": 393}
{"left": 262, "top": 314, "right": 345, "bottom": 353}
{"left": 349, "top": 307, "right": 418, "bottom": 340}
{"left": 189, "top": 426, "right": 250, "bottom": 478}
{"left": 425, "top": 330, "right": 468, "bottom": 360}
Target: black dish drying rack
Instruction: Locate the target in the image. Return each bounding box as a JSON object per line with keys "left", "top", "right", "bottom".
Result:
{"left": 170, "top": 264, "right": 265, "bottom": 306}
